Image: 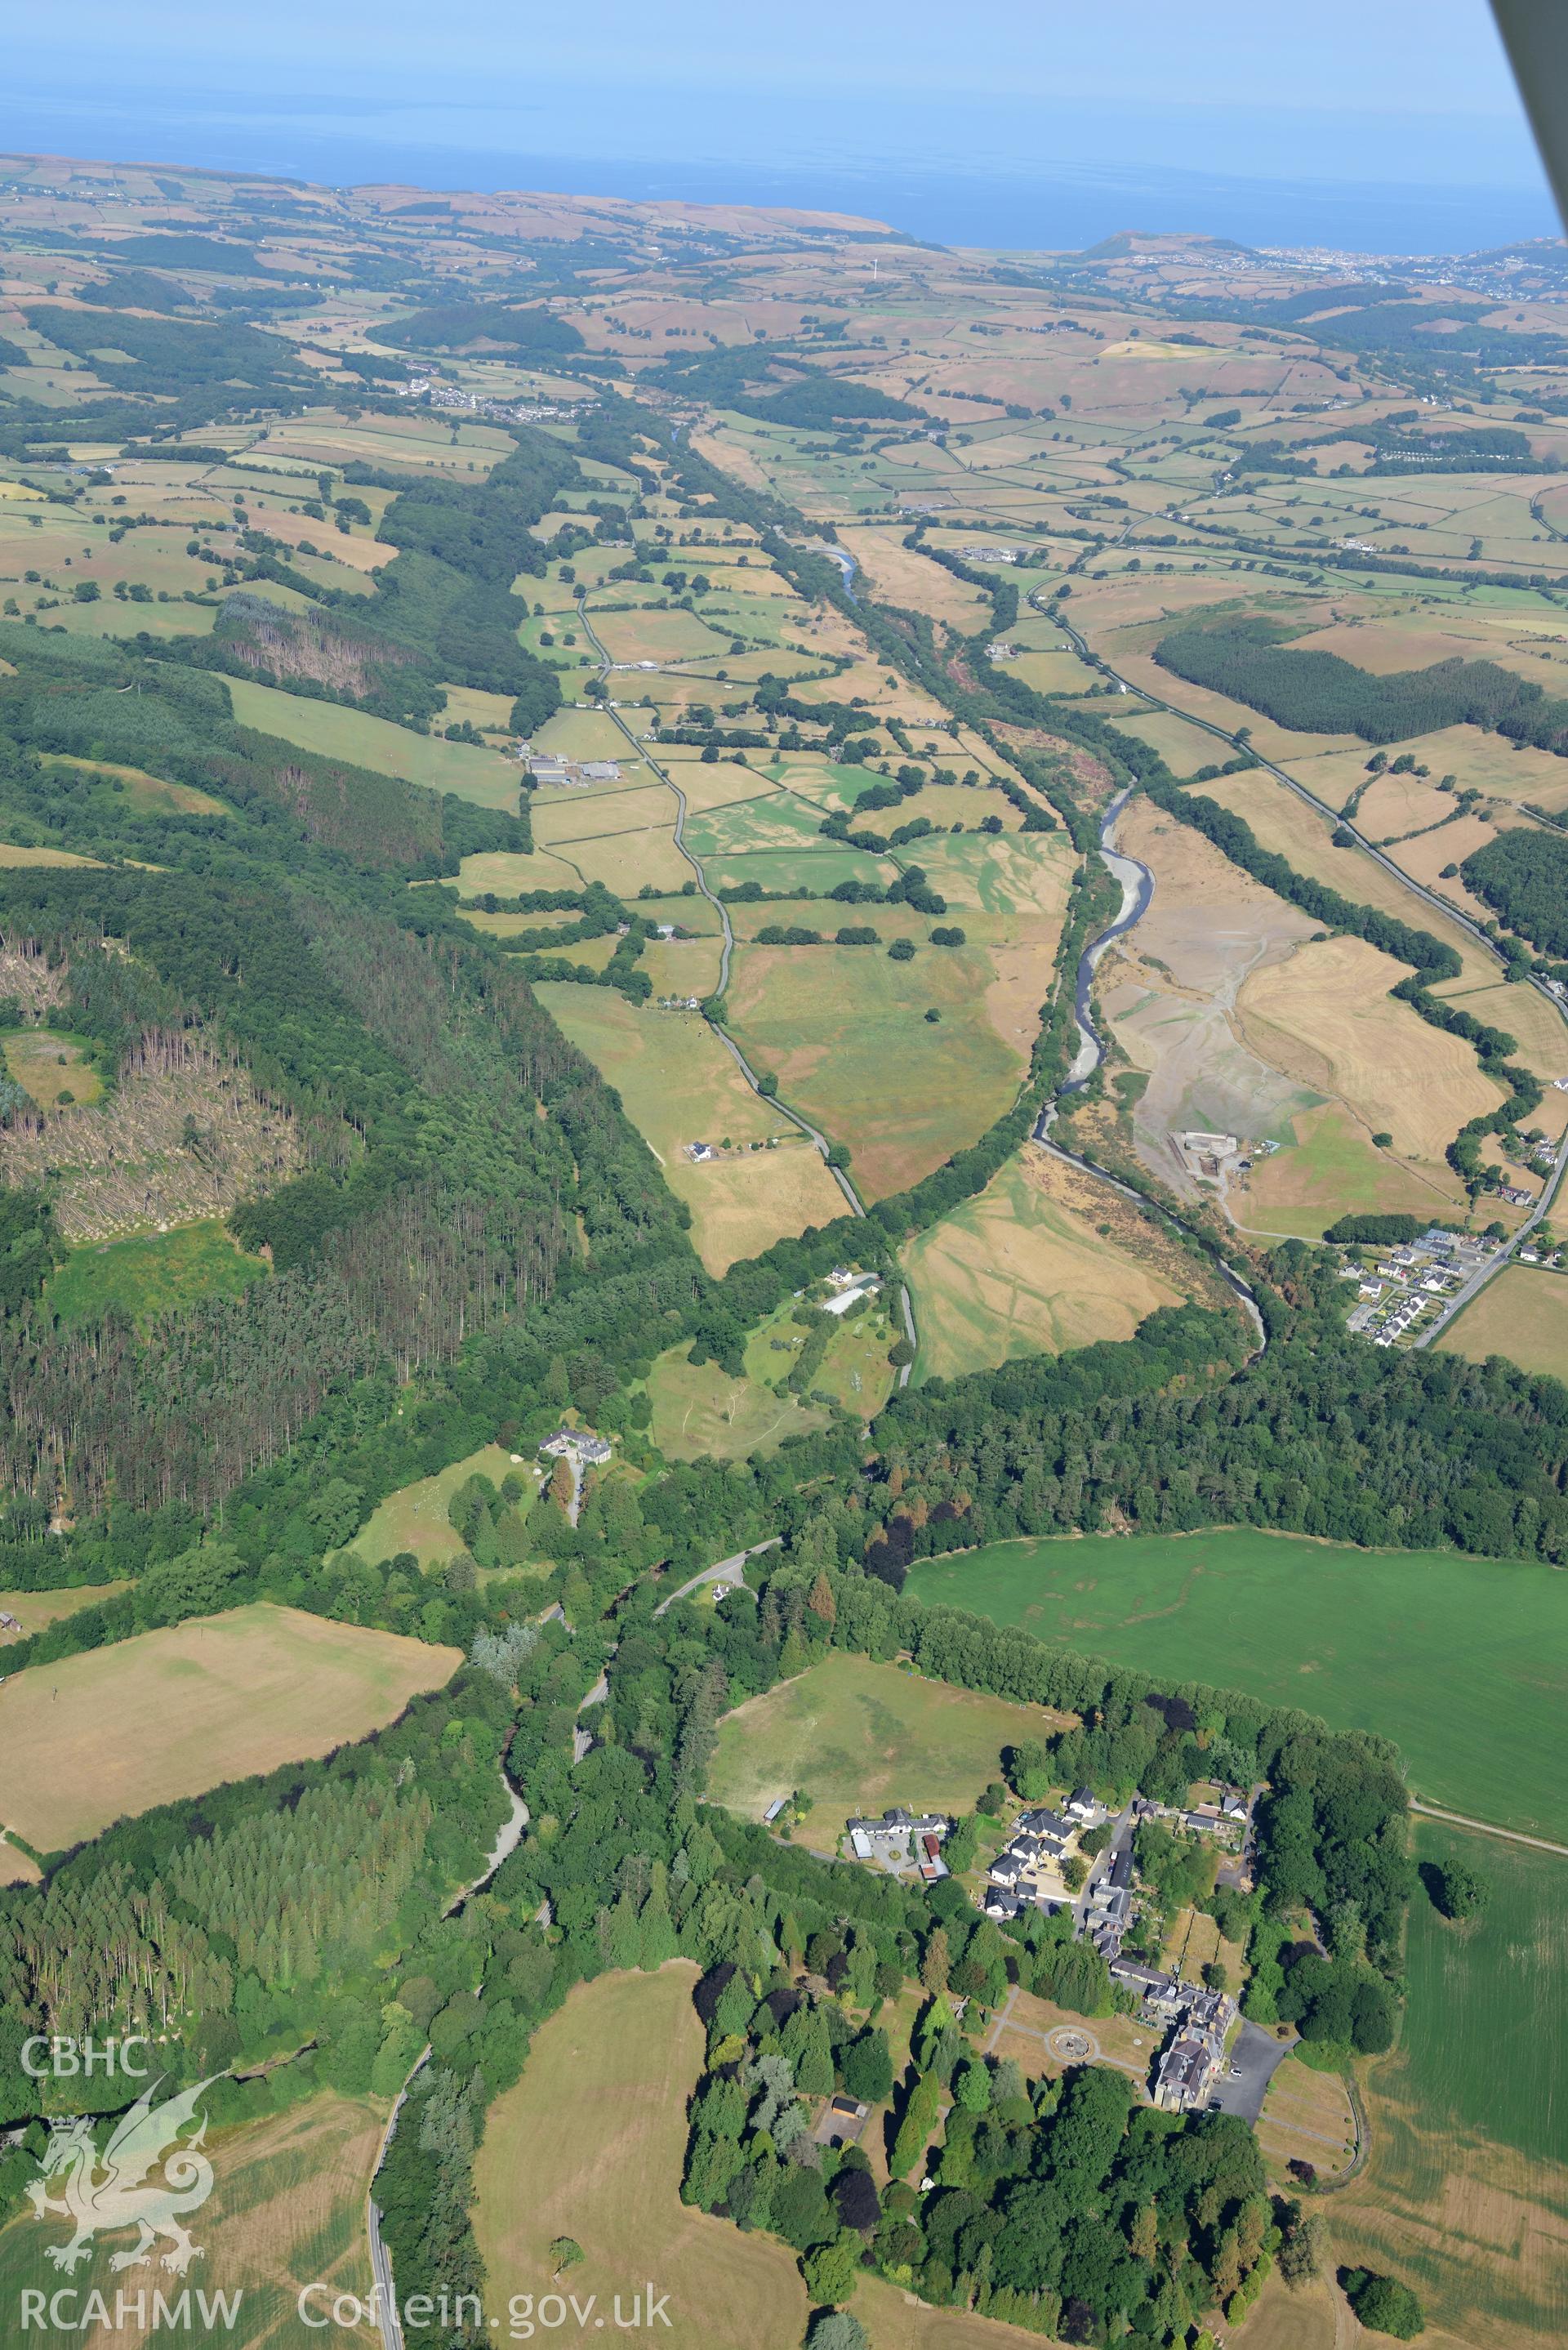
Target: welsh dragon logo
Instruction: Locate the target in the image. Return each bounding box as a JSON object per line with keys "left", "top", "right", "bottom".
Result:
{"left": 26, "top": 2076, "right": 220, "bottom": 2276}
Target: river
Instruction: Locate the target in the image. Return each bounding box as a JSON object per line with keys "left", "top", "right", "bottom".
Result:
{"left": 1032, "top": 790, "right": 1267, "bottom": 1350}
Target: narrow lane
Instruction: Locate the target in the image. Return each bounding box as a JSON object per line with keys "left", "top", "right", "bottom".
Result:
{"left": 572, "top": 593, "right": 920, "bottom": 1379}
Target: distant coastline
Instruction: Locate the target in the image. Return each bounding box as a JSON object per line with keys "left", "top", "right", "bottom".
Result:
{"left": 4, "top": 87, "right": 1555, "bottom": 254}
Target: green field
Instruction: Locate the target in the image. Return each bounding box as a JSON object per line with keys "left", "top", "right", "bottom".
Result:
{"left": 1236, "top": 1104, "right": 1446, "bottom": 1241}
{"left": 0, "top": 1581, "right": 127, "bottom": 1642}
{"left": 725, "top": 940, "right": 1030, "bottom": 1201}
{"left": 1331, "top": 1818, "right": 1568, "bottom": 2344}
{"left": 646, "top": 1341, "right": 831, "bottom": 1460}
{"left": 47, "top": 1218, "right": 268, "bottom": 1326}
{"left": 345, "top": 1442, "right": 530, "bottom": 1568}
{"left": 904, "top": 1528, "right": 1568, "bottom": 1840}
{"left": 223, "top": 674, "right": 522, "bottom": 809}
{"left": 707, "top": 1651, "right": 1068, "bottom": 1852}
{"left": 645, "top": 1293, "right": 896, "bottom": 1460}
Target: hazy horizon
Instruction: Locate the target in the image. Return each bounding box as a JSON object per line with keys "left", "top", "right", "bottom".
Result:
{"left": 7, "top": 0, "right": 1558, "bottom": 254}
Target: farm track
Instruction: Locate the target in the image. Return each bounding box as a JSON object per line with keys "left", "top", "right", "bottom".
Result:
{"left": 574, "top": 591, "right": 919, "bottom": 1385}
{"left": 1043, "top": 597, "right": 1568, "bottom": 1333}
{"left": 1409, "top": 1797, "right": 1568, "bottom": 1857}
{"left": 1302, "top": 2067, "right": 1372, "bottom": 2195}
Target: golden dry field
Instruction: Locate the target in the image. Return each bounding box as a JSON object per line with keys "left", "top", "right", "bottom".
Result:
{"left": 0, "top": 1604, "right": 462, "bottom": 1850}
{"left": 0, "top": 2089, "right": 384, "bottom": 2348}
{"left": 1440, "top": 1264, "right": 1568, "bottom": 1378}
{"left": 903, "top": 1144, "right": 1218, "bottom": 1380}
{"left": 472, "top": 1966, "right": 808, "bottom": 2350}
{"left": 1236, "top": 934, "right": 1502, "bottom": 1170}
{"left": 535, "top": 983, "right": 845, "bottom": 1268}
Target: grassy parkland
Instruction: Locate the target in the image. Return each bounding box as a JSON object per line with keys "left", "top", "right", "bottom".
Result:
{"left": 472, "top": 1966, "right": 808, "bottom": 2350}
{"left": 706, "top": 1651, "right": 1070, "bottom": 1853}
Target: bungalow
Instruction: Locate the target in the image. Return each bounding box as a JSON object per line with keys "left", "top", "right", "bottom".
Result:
{"left": 1064, "top": 1788, "right": 1100, "bottom": 1824}
{"left": 987, "top": 1855, "right": 1023, "bottom": 1889}
{"left": 1021, "top": 1806, "right": 1071, "bottom": 1838}
{"left": 983, "top": 1890, "right": 1022, "bottom": 1920}
{"left": 815, "top": 2094, "right": 869, "bottom": 2149}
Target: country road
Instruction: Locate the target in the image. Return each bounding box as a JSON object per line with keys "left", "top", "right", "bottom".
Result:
{"left": 371, "top": 1769, "right": 531, "bottom": 2344}
{"left": 653, "top": 1536, "right": 782, "bottom": 1615}
{"left": 1043, "top": 596, "right": 1568, "bottom": 1337}
{"left": 574, "top": 592, "right": 918, "bottom": 1376}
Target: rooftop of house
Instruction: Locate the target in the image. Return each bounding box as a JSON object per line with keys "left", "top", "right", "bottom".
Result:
{"left": 540, "top": 1427, "right": 612, "bottom": 1462}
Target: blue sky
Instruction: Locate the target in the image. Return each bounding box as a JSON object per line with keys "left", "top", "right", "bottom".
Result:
{"left": 8, "top": 0, "right": 1556, "bottom": 250}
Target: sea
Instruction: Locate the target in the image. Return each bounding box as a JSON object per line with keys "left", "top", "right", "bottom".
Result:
{"left": 4, "top": 83, "right": 1560, "bottom": 258}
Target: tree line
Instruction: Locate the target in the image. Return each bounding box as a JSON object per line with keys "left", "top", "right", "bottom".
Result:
{"left": 1154, "top": 617, "right": 1568, "bottom": 754}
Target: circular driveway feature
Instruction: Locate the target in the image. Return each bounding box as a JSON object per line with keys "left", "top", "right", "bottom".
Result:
{"left": 1046, "top": 2027, "right": 1097, "bottom": 2062}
